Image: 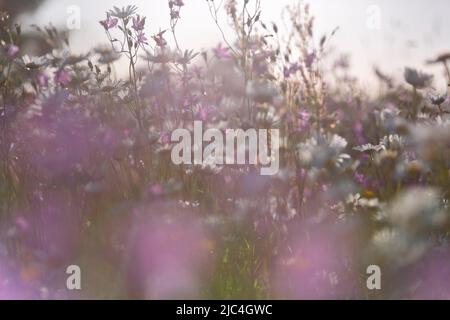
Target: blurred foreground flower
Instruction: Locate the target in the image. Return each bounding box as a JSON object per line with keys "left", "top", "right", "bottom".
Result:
{"left": 7, "top": 45, "right": 19, "bottom": 58}
{"left": 126, "top": 205, "right": 214, "bottom": 299}
{"left": 371, "top": 187, "right": 448, "bottom": 269}
{"left": 54, "top": 69, "right": 71, "bottom": 86}
{"left": 404, "top": 67, "right": 433, "bottom": 89}
{"left": 400, "top": 247, "right": 450, "bottom": 299}
{"left": 273, "top": 223, "right": 359, "bottom": 299}
{"left": 213, "top": 43, "right": 231, "bottom": 60}
{"left": 297, "top": 134, "right": 350, "bottom": 169}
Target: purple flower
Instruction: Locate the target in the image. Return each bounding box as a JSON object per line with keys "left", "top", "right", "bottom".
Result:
{"left": 284, "top": 63, "right": 300, "bottom": 78}
{"left": 304, "top": 52, "right": 316, "bottom": 68}
{"left": 160, "top": 131, "right": 171, "bottom": 145}
{"left": 273, "top": 224, "right": 358, "bottom": 299}
{"left": 171, "top": 0, "right": 185, "bottom": 7}
{"left": 353, "top": 121, "right": 366, "bottom": 144}
{"left": 100, "top": 14, "right": 118, "bottom": 30}
{"left": 7, "top": 45, "right": 19, "bottom": 58}
{"left": 54, "top": 69, "right": 71, "bottom": 86}
{"left": 152, "top": 30, "right": 167, "bottom": 48}
{"left": 36, "top": 72, "right": 49, "bottom": 87}
{"left": 190, "top": 65, "right": 203, "bottom": 78}
{"left": 126, "top": 210, "right": 213, "bottom": 299}
{"left": 21, "top": 193, "right": 82, "bottom": 265}
{"left": 0, "top": 257, "right": 38, "bottom": 299}
{"left": 197, "top": 105, "right": 211, "bottom": 121}
{"left": 298, "top": 110, "right": 311, "bottom": 121}
{"left": 15, "top": 216, "right": 29, "bottom": 231}
{"left": 401, "top": 249, "right": 450, "bottom": 299}
{"left": 132, "top": 15, "right": 146, "bottom": 31}
{"left": 137, "top": 32, "right": 148, "bottom": 45}
{"left": 170, "top": 10, "right": 180, "bottom": 20}
{"left": 354, "top": 172, "right": 368, "bottom": 187}
{"left": 149, "top": 184, "right": 164, "bottom": 196}
{"left": 296, "top": 110, "right": 311, "bottom": 132}
{"left": 212, "top": 43, "right": 231, "bottom": 60}
{"left": 18, "top": 93, "right": 119, "bottom": 180}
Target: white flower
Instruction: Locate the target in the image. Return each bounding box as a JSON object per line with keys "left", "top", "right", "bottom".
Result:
{"left": 380, "top": 134, "right": 405, "bottom": 151}
{"left": 388, "top": 187, "right": 446, "bottom": 231}
{"left": 346, "top": 193, "right": 380, "bottom": 208}
{"left": 297, "top": 134, "right": 350, "bottom": 169}
{"left": 353, "top": 144, "right": 385, "bottom": 153}
{"left": 108, "top": 5, "right": 138, "bottom": 19}
{"left": 371, "top": 228, "right": 430, "bottom": 268}
{"left": 329, "top": 134, "right": 348, "bottom": 151}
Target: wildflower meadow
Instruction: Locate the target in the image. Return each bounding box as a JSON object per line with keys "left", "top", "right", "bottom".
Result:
{"left": 0, "top": 0, "right": 449, "bottom": 300}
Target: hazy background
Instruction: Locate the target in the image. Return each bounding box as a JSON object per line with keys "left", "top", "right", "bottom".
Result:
{"left": 16, "top": 0, "right": 450, "bottom": 91}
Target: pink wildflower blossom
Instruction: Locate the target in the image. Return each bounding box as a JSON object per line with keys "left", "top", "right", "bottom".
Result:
{"left": 100, "top": 14, "right": 118, "bottom": 30}
{"left": 212, "top": 43, "right": 231, "bottom": 60}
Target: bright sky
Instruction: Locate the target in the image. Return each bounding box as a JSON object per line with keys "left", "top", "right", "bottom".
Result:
{"left": 18, "top": 0, "right": 450, "bottom": 91}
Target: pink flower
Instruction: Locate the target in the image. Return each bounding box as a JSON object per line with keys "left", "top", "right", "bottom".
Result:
{"left": 212, "top": 43, "right": 231, "bottom": 60}
{"left": 100, "top": 14, "right": 118, "bottom": 30}
{"left": 190, "top": 65, "right": 203, "bottom": 78}
{"left": 149, "top": 184, "right": 164, "bottom": 196}
{"left": 354, "top": 172, "right": 368, "bottom": 187}
{"left": 401, "top": 249, "right": 450, "bottom": 299}
{"left": 15, "top": 216, "right": 29, "bottom": 231}
{"left": 224, "top": 175, "right": 233, "bottom": 184}
{"left": 126, "top": 210, "right": 214, "bottom": 299}
{"left": 284, "top": 63, "right": 300, "bottom": 78}
{"left": 54, "top": 69, "right": 71, "bottom": 86}
{"left": 298, "top": 110, "right": 311, "bottom": 121}
{"left": 273, "top": 224, "right": 359, "bottom": 299}
{"left": 171, "top": 0, "right": 185, "bottom": 7}
{"left": 197, "top": 105, "right": 211, "bottom": 121}
{"left": 123, "top": 128, "right": 131, "bottom": 137}
{"left": 132, "top": 15, "right": 146, "bottom": 31}
{"left": 304, "top": 52, "right": 316, "bottom": 68}
{"left": 152, "top": 30, "right": 167, "bottom": 48}
{"left": 0, "top": 258, "right": 37, "bottom": 299}
{"left": 170, "top": 10, "right": 180, "bottom": 20}
{"left": 296, "top": 110, "right": 311, "bottom": 132}
{"left": 137, "top": 32, "right": 148, "bottom": 45}
{"left": 24, "top": 193, "right": 82, "bottom": 263}
{"left": 169, "top": 0, "right": 185, "bottom": 10}
{"left": 36, "top": 72, "right": 49, "bottom": 87}
{"left": 7, "top": 45, "right": 19, "bottom": 58}
{"left": 160, "top": 131, "right": 171, "bottom": 145}
{"left": 353, "top": 121, "right": 366, "bottom": 144}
